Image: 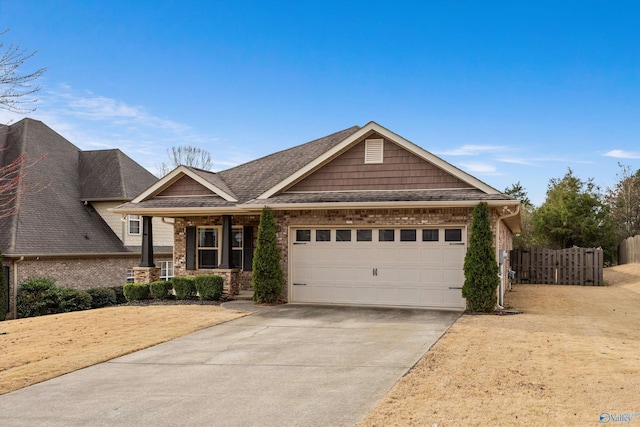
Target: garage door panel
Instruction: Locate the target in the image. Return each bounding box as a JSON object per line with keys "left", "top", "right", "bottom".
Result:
{"left": 291, "top": 227, "right": 467, "bottom": 309}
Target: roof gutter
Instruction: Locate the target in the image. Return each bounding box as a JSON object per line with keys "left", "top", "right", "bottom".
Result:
{"left": 110, "top": 199, "right": 521, "bottom": 216}
{"left": 2, "top": 251, "right": 172, "bottom": 259}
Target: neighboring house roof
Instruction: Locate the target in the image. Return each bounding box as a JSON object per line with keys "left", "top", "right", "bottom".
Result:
{"left": 0, "top": 118, "right": 160, "bottom": 256}
{"left": 113, "top": 121, "right": 521, "bottom": 231}
{"left": 79, "top": 149, "right": 158, "bottom": 201}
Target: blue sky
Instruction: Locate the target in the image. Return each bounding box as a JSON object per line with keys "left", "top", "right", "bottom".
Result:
{"left": 1, "top": 1, "right": 638, "bottom": 205}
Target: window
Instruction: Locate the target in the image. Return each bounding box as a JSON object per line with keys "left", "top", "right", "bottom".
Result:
{"left": 379, "top": 229, "right": 395, "bottom": 242}
{"left": 232, "top": 228, "right": 243, "bottom": 268}
{"left": 198, "top": 228, "right": 219, "bottom": 268}
{"left": 445, "top": 229, "right": 463, "bottom": 242}
{"left": 400, "top": 229, "right": 417, "bottom": 242}
{"left": 128, "top": 215, "right": 141, "bottom": 235}
{"left": 126, "top": 269, "right": 134, "bottom": 283}
{"left": 364, "top": 138, "right": 384, "bottom": 164}
{"left": 316, "top": 230, "right": 331, "bottom": 242}
{"left": 160, "top": 261, "right": 174, "bottom": 281}
{"left": 357, "top": 229, "right": 372, "bottom": 242}
{"left": 296, "top": 229, "right": 311, "bottom": 242}
{"left": 422, "top": 229, "right": 439, "bottom": 242}
{"left": 336, "top": 229, "right": 351, "bottom": 242}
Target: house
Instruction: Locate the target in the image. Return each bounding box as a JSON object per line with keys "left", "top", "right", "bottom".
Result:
{"left": 113, "top": 121, "right": 521, "bottom": 309}
{"left": 0, "top": 118, "right": 174, "bottom": 318}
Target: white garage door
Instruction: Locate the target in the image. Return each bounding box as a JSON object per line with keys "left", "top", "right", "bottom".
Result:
{"left": 290, "top": 227, "right": 467, "bottom": 309}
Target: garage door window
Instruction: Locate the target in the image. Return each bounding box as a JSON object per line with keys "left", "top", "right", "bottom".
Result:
{"left": 422, "top": 229, "right": 439, "bottom": 242}
{"left": 316, "top": 229, "right": 331, "bottom": 241}
{"left": 379, "top": 229, "right": 395, "bottom": 242}
{"left": 445, "top": 229, "right": 463, "bottom": 242}
{"left": 336, "top": 229, "right": 351, "bottom": 241}
{"left": 400, "top": 229, "right": 417, "bottom": 241}
{"left": 296, "top": 230, "right": 311, "bottom": 242}
{"left": 357, "top": 229, "right": 372, "bottom": 242}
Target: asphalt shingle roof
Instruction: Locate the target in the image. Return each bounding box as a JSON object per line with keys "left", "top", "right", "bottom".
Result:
{"left": 79, "top": 149, "right": 158, "bottom": 201}
{"left": 0, "top": 119, "right": 158, "bottom": 255}
{"left": 118, "top": 124, "right": 516, "bottom": 213}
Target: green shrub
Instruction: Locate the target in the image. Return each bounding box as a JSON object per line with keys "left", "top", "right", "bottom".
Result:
{"left": 17, "top": 277, "right": 91, "bottom": 317}
{"left": 252, "top": 207, "right": 283, "bottom": 303}
{"left": 195, "top": 275, "right": 224, "bottom": 301}
{"left": 123, "top": 283, "right": 150, "bottom": 301}
{"left": 58, "top": 288, "right": 92, "bottom": 312}
{"left": 0, "top": 253, "right": 7, "bottom": 321}
{"left": 462, "top": 202, "right": 500, "bottom": 312}
{"left": 173, "top": 277, "right": 196, "bottom": 299}
{"left": 17, "top": 277, "right": 59, "bottom": 318}
{"left": 87, "top": 287, "right": 117, "bottom": 308}
{"left": 149, "top": 280, "right": 173, "bottom": 299}
{"left": 109, "top": 286, "right": 127, "bottom": 304}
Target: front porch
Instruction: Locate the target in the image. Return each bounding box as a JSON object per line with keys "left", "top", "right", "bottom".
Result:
{"left": 134, "top": 214, "right": 259, "bottom": 296}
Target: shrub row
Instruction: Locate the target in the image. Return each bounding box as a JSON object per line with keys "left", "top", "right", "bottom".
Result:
{"left": 123, "top": 275, "right": 224, "bottom": 302}
{"left": 16, "top": 274, "right": 225, "bottom": 318}
{"left": 16, "top": 277, "right": 127, "bottom": 318}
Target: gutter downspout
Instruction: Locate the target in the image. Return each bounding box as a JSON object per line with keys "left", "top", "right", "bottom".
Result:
{"left": 495, "top": 205, "right": 521, "bottom": 309}
{"left": 13, "top": 256, "right": 24, "bottom": 319}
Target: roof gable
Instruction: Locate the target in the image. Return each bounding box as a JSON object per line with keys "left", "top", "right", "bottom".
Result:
{"left": 132, "top": 165, "right": 237, "bottom": 203}
{"left": 288, "top": 132, "right": 474, "bottom": 192}
{"left": 257, "top": 122, "right": 500, "bottom": 199}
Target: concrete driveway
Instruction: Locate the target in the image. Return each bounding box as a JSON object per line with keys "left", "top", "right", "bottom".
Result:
{"left": 0, "top": 303, "right": 461, "bottom": 427}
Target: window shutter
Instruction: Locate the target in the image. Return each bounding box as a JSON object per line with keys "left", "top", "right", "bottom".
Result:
{"left": 186, "top": 226, "right": 196, "bottom": 270}
{"left": 243, "top": 225, "right": 253, "bottom": 271}
{"left": 364, "top": 139, "right": 384, "bottom": 164}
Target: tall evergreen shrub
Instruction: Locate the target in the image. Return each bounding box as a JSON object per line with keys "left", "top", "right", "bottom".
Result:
{"left": 252, "top": 208, "right": 283, "bottom": 303}
{"left": 462, "top": 202, "right": 500, "bottom": 312}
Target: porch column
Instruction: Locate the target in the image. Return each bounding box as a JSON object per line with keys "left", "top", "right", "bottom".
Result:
{"left": 218, "top": 215, "right": 235, "bottom": 269}
{"left": 139, "top": 215, "right": 155, "bottom": 267}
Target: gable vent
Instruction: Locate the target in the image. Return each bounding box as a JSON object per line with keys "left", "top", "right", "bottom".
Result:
{"left": 364, "top": 139, "right": 384, "bottom": 164}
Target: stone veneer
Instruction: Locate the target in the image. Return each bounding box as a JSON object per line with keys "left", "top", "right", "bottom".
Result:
{"left": 171, "top": 207, "right": 513, "bottom": 301}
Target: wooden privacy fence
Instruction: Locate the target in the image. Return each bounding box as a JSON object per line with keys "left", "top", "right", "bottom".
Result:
{"left": 510, "top": 248, "right": 603, "bottom": 286}
{"left": 618, "top": 235, "right": 640, "bottom": 265}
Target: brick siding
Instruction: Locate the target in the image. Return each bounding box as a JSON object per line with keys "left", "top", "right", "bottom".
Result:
{"left": 171, "top": 207, "right": 511, "bottom": 301}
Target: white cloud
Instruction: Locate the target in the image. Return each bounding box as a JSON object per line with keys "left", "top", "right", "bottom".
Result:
{"left": 603, "top": 149, "right": 640, "bottom": 159}
{"left": 459, "top": 161, "right": 501, "bottom": 175}
{"left": 1, "top": 84, "right": 225, "bottom": 172}
{"left": 437, "top": 144, "right": 507, "bottom": 156}
{"left": 495, "top": 157, "right": 535, "bottom": 166}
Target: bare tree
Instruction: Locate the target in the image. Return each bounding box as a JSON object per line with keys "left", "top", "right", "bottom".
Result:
{"left": 1, "top": 31, "right": 47, "bottom": 218}
{"left": 605, "top": 163, "right": 640, "bottom": 240}
{"left": 0, "top": 30, "right": 47, "bottom": 113}
{"left": 158, "top": 145, "right": 213, "bottom": 176}
{"left": 0, "top": 147, "right": 46, "bottom": 219}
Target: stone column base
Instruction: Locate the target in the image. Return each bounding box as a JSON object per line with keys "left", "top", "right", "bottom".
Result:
{"left": 212, "top": 269, "right": 240, "bottom": 296}
{"left": 134, "top": 267, "right": 161, "bottom": 284}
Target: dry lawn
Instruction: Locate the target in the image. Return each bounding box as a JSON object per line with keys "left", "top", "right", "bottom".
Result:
{"left": 359, "top": 264, "right": 640, "bottom": 426}
{"left": 0, "top": 305, "right": 246, "bottom": 395}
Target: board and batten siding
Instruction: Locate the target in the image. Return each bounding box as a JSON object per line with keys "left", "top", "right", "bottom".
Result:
{"left": 288, "top": 136, "right": 473, "bottom": 192}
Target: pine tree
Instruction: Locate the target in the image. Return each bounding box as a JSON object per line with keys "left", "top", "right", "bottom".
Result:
{"left": 252, "top": 208, "right": 283, "bottom": 303}
{"left": 462, "top": 202, "right": 499, "bottom": 312}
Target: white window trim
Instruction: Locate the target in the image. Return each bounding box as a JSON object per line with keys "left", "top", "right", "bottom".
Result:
{"left": 197, "top": 227, "right": 220, "bottom": 269}
{"left": 128, "top": 215, "right": 141, "bottom": 235}
{"left": 160, "top": 261, "right": 174, "bottom": 281}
